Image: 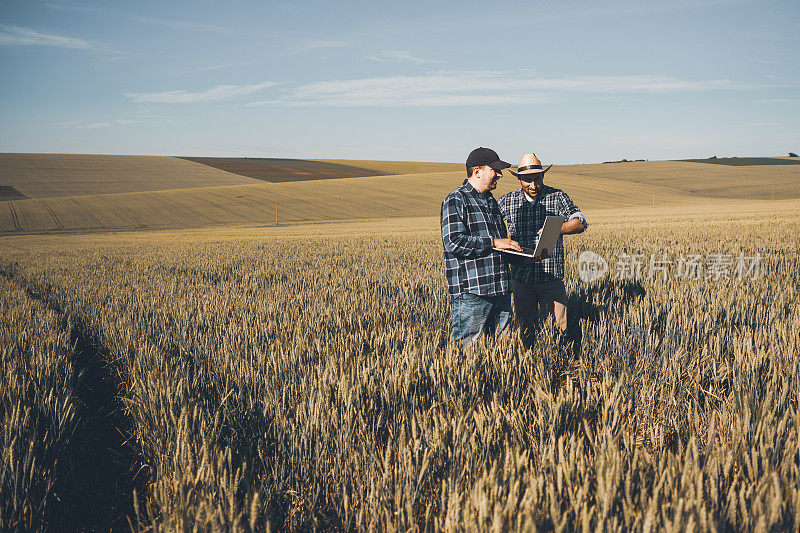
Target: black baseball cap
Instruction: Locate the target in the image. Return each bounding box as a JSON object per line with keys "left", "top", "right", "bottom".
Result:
{"left": 466, "top": 147, "right": 511, "bottom": 171}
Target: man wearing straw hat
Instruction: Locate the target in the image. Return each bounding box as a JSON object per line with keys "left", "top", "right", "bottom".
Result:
{"left": 499, "top": 153, "right": 587, "bottom": 348}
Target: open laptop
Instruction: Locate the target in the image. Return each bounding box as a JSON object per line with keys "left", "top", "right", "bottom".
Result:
{"left": 493, "top": 215, "right": 564, "bottom": 260}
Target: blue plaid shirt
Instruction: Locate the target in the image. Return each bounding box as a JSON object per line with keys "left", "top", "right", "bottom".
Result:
{"left": 441, "top": 180, "right": 511, "bottom": 296}
{"left": 499, "top": 186, "right": 587, "bottom": 283}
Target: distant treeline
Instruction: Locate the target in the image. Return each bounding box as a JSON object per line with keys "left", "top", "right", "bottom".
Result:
{"left": 602, "top": 159, "right": 648, "bottom": 164}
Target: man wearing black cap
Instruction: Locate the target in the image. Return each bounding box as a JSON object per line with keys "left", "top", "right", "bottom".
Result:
{"left": 441, "top": 147, "right": 523, "bottom": 344}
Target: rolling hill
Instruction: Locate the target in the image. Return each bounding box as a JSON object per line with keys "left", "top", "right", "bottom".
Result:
{"left": 0, "top": 154, "right": 797, "bottom": 234}
{"left": 0, "top": 154, "right": 261, "bottom": 198}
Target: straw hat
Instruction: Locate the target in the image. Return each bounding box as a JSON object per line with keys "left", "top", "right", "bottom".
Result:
{"left": 509, "top": 153, "right": 553, "bottom": 178}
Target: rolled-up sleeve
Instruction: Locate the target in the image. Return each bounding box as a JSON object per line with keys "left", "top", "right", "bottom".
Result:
{"left": 441, "top": 195, "right": 493, "bottom": 258}
{"left": 558, "top": 192, "right": 588, "bottom": 229}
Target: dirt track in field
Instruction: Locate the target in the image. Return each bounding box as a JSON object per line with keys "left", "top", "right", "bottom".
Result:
{"left": 177, "top": 156, "right": 394, "bottom": 182}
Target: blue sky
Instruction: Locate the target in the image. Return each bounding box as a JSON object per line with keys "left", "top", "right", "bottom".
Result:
{"left": 0, "top": 0, "right": 798, "bottom": 163}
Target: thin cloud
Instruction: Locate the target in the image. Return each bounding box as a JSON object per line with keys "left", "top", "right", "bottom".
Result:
{"left": 294, "top": 40, "right": 346, "bottom": 53}
{"left": 736, "top": 121, "right": 784, "bottom": 127}
{"left": 171, "top": 61, "right": 255, "bottom": 77}
{"left": 126, "top": 82, "right": 279, "bottom": 103}
{"left": 755, "top": 98, "right": 800, "bottom": 103}
{"left": 247, "top": 72, "right": 739, "bottom": 107}
{"left": 45, "top": 3, "right": 254, "bottom": 35}
{"left": 586, "top": 0, "right": 756, "bottom": 16}
{"left": 0, "top": 25, "right": 114, "bottom": 52}
{"left": 44, "top": 1, "right": 101, "bottom": 12}
{"left": 55, "top": 118, "right": 176, "bottom": 129}
{"left": 134, "top": 16, "right": 255, "bottom": 35}
{"left": 367, "top": 50, "right": 443, "bottom": 65}
{"left": 53, "top": 120, "right": 111, "bottom": 128}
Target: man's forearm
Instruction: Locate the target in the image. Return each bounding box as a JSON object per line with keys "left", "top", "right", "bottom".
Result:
{"left": 561, "top": 218, "right": 585, "bottom": 235}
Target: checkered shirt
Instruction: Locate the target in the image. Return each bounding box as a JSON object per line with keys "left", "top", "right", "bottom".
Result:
{"left": 498, "top": 186, "right": 587, "bottom": 283}
{"left": 441, "top": 180, "right": 511, "bottom": 296}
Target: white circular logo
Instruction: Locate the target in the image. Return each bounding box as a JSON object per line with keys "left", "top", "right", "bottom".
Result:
{"left": 578, "top": 251, "right": 608, "bottom": 282}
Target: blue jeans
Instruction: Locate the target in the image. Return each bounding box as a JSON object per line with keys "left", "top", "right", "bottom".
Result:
{"left": 450, "top": 292, "right": 513, "bottom": 344}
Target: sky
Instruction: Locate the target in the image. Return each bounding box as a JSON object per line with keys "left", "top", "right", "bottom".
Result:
{"left": 0, "top": 0, "right": 798, "bottom": 164}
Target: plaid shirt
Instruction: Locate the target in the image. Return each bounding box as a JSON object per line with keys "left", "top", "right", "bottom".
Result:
{"left": 499, "top": 186, "right": 587, "bottom": 283}
{"left": 441, "top": 180, "right": 511, "bottom": 296}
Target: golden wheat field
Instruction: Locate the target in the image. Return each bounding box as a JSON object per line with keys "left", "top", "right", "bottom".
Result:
{"left": 1, "top": 193, "right": 799, "bottom": 530}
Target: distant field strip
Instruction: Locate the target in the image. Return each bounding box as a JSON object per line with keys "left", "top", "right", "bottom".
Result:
{"left": 680, "top": 157, "right": 800, "bottom": 166}
{"left": 0, "top": 186, "right": 27, "bottom": 201}
{"left": 554, "top": 160, "right": 800, "bottom": 200}
{"left": 177, "top": 157, "right": 395, "bottom": 182}
{"left": 313, "top": 159, "right": 464, "bottom": 174}
{"left": 0, "top": 153, "right": 261, "bottom": 198}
